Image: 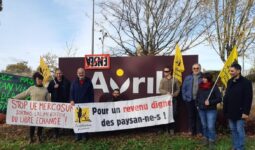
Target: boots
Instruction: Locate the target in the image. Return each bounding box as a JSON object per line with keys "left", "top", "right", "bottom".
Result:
{"left": 37, "top": 136, "right": 43, "bottom": 144}
{"left": 28, "top": 137, "right": 34, "bottom": 144}
{"left": 201, "top": 137, "right": 208, "bottom": 146}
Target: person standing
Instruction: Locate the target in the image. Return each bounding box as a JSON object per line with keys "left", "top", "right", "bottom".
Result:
{"left": 159, "top": 66, "right": 180, "bottom": 135}
{"left": 223, "top": 63, "right": 253, "bottom": 150}
{"left": 47, "top": 68, "right": 70, "bottom": 139}
{"left": 196, "top": 73, "right": 222, "bottom": 149}
{"left": 70, "top": 67, "right": 94, "bottom": 142}
{"left": 182, "top": 63, "right": 202, "bottom": 136}
{"left": 14, "top": 72, "right": 50, "bottom": 144}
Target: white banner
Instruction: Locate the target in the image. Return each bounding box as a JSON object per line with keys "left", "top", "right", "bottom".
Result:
{"left": 6, "top": 99, "right": 73, "bottom": 128}
{"left": 73, "top": 95, "right": 173, "bottom": 133}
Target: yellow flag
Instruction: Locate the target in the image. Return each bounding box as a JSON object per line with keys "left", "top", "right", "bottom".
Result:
{"left": 173, "top": 44, "right": 185, "bottom": 83}
{"left": 39, "top": 57, "right": 51, "bottom": 85}
{"left": 219, "top": 46, "right": 238, "bottom": 87}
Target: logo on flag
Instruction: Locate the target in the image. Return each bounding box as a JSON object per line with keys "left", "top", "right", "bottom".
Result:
{"left": 173, "top": 44, "right": 185, "bottom": 83}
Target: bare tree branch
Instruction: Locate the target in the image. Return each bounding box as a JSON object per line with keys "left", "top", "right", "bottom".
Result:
{"left": 204, "top": 0, "right": 255, "bottom": 62}
{"left": 98, "top": 0, "right": 211, "bottom": 56}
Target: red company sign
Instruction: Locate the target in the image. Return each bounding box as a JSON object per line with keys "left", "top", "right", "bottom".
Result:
{"left": 85, "top": 54, "right": 110, "bottom": 70}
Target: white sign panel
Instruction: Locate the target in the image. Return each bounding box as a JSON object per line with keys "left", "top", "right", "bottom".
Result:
{"left": 6, "top": 99, "right": 73, "bottom": 128}
{"left": 73, "top": 95, "right": 173, "bottom": 133}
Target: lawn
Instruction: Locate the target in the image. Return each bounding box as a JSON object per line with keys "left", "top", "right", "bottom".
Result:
{"left": 1, "top": 125, "right": 255, "bottom": 150}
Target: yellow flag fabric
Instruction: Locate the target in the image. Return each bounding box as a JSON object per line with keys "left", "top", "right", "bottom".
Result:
{"left": 173, "top": 44, "right": 185, "bottom": 83}
{"left": 39, "top": 57, "right": 51, "bottom": 85}
{"left": 219, "top": 46, "right": 238, "bottom": 87}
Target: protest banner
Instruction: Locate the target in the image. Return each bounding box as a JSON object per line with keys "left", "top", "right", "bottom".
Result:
{"left": 0, "top": 73, "right": 34, "bottom": 113}
{"left": 6, "top": 99, "right": 73, "bottom": 128}
{"left": 73, "top": 95, "right": 173, "bottom": 133}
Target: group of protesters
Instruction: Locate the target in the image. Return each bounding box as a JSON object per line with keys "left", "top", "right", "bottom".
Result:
{"left": 13, "top": 63, "right": 253, "bottom": 150}
{"left": 159, "top": 63, "right": 253, "bottom": 150}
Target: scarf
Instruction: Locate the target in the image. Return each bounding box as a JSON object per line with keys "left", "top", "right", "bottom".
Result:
{"left": 199, "top": 82, "right": 212, "bottom": 90}
{"left": 79, "top": 79, "right": 84, "bottom": 85}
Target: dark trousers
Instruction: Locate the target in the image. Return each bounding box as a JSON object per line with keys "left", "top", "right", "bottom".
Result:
{"left": 185, "top": 100, "right": 202, "bottom": 135}
{"left": 169, "top": 98, "right": 178, "bottom": 130}
{"left": 30, "top": 126, "right": 43, "bottom": 139}
{"left": 54, "top": 128, "right": 59, "bottom": 137}
{"left": 75, "top": 133, "right": 88, "bottom": 140}
{"left": 162, "top": 98, "right": 177, "bottom": 132}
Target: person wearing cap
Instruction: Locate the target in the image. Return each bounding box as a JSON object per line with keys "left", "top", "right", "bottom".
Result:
{"left": 223, "top": 63, "right": 253, "bottom": 150}
{"left": 14, "top": 72, "right": 50, "bottom": 144}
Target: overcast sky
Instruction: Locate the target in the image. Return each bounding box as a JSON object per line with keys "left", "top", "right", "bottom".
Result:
{"left": 0, "top": 0, "right": 251, "bottom": 72}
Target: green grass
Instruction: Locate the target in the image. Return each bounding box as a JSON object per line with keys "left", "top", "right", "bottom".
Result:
{"left": 1, "top": 131, "right": 255, "bottom": 150}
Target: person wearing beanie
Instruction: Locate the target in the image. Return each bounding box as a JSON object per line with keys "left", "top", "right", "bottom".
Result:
{"left": 14, "top": 72, "right": 50, "bottom": 144}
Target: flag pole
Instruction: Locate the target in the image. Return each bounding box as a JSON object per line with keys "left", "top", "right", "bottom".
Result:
{"left": 171, "top": 74, "right": 174, "bottom": 95}
{"left": 206, "top": 72, "right": 221, "bottom": 100}
{"left": 207, "top": 45, "right": 238, "bottom": 100}
{"left": 50, "top": 70, "right": 57, "bottom": 85}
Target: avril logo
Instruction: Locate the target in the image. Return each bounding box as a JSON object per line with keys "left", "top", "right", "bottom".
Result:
{"left": 91, "top": 71, "right": 163, "bottom": 94}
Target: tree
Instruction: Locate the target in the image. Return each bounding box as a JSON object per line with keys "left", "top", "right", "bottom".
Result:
{"left": 42, "top": 52, "right": 58, "bottom": 71}
{"left": 247, "top": 48, "right": 255, "bottom": 74}
{"left": 203, "top": 0, "right": 255, "bottom": 62}
{"left": 98, "top": 0, "right": 211, "bottom": 56}
{"left": 4, "top": 61, "right": 32, "bottom": 76}
{"left": 64, "top": 41, "right": 78, "bottom": 57}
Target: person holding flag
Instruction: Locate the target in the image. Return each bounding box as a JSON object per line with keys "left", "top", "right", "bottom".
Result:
{"left": 159, "top": 66, "right": 180, "bottom": 135}
{"left": 196, "top": 72, "right": 222, "bottom": 149}
{"left": 47, "top": 68, "right": 70, "bottom": 139}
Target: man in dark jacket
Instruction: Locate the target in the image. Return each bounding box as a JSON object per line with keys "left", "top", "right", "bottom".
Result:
{"left": 223, "top": 63, "right": 253, "bottom": 150}
{"left": 47, "top": 68, "right": 70, "bottom": 138}
{"left": 70, "top": 67, "right": 94, "bottom": 141}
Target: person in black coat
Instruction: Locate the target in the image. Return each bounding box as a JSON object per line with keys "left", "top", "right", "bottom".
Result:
{"left": 47, "top": 68, "right": 70, "bottom": 138}
{"left": 223, "top": 63, "right": 253, "bottom": 150}
{"left": 196, "top": 72, "right": 222, "bottom": 149}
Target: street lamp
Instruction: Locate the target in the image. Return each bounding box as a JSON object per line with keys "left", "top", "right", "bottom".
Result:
{"left": 99, "top": 29, "right": 107, "bottom": 54}
{"left": 91, "top": 0, "right": 95, "bottom": 54}
{"left": 0, "top": 0, "right": 3, "bottom": 11}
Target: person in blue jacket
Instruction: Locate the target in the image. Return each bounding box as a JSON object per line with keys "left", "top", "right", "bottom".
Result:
{"left": 70, "top": 67, "right": 94, "bottom": 142}
{"left": 196, "top": 72, "right": 222, "bottom": 149}
{"left": 182, "top": 63, "right": 202, "bottom": 136}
